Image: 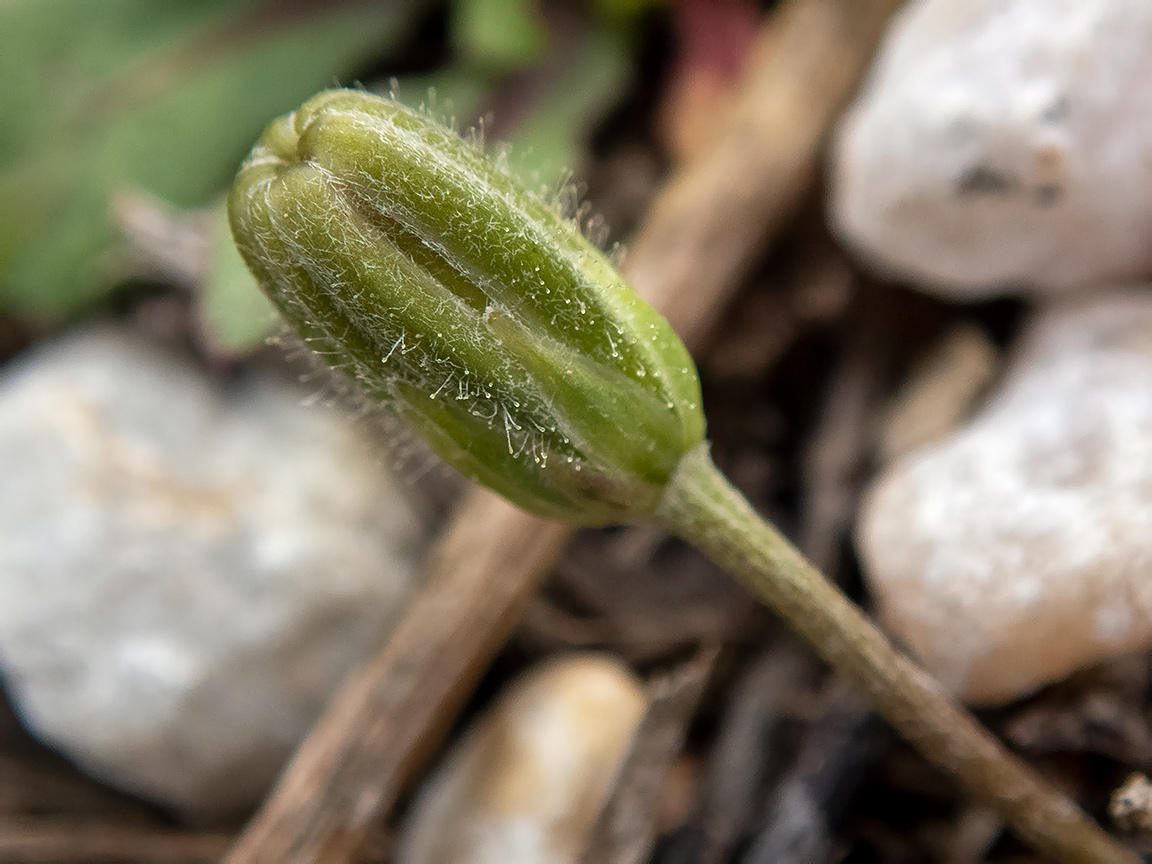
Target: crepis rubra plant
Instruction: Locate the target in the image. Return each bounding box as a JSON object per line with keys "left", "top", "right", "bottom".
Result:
{"left": 228, "top": 89, "right": 1135, "bottom": 864}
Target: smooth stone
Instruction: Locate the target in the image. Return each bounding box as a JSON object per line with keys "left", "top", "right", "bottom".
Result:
{"left": 0, "top": 326, "right": 426, "bottom": 813}
{"left": 858, "top": 288, "right": 1152, "bottom": 705}
{"left": 395, "top": 653, "right": 646, "bottom": 864}
{"left": 830, "top": 0, "right": 1152, "bottom": 298}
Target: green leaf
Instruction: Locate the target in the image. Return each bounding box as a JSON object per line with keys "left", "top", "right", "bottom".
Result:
{"left": 0, "top": 0, "right": 430, "bottom": 322}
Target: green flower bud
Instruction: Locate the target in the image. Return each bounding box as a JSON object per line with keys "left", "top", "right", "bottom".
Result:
{"left": 228, "top": 88, "right": 704, "bottom": 525}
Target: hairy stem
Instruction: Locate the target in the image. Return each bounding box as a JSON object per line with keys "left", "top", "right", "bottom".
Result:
{"left": 654, "top": 444, "right": 1136, "bottom": 864}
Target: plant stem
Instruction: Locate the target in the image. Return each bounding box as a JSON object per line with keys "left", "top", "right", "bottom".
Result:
{"left": 653, "top": 444, "right": 1137, "bottom": 864}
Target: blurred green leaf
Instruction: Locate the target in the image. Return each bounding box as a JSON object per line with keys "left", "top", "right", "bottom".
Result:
{"left": 0, "top": 0, "right": 429, "bottom": 322}
{"left": 451, "top": 0, "right": 549, "bottom": 72}
{"left": 201, "top": 201, "right": 276, "bottom": 357}
{"left": 590, "top": 0, "right": 667, "bottom": 30}
{"left": 387, "top": 70, "right": 492, "bottom": 130}
{"left": 396, "top": 20, "right": 633, "bottom": 190}
{"left": 505, "top": 27, "right": 632, "bottom": 185}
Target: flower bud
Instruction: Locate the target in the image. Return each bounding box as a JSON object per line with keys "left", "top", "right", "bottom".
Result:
{"left": 228, "top": 89, "right": 704, "bottom": 525}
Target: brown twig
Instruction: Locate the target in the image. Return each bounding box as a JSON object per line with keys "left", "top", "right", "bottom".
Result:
{"left": 695, "top": 645, "right": 816, "bottom": 864}
{"left": 0, "top": 820, "right": 230, "bottom": 863}
{"left": 223, "top": 492, "right": 572, "bottom": 863}
{"left": 624, "top": 0, "right": 906, "bottom": 344}
{"left": 744, "top": 678, "right": 878, "bottom": 864}
{"left": 579, "top": 646, "right": 721, "bottom": 864}
{"left": 798, "top": 283, "right": 892, "bottom": 575}
{"left": 225, "top": 1, "right": 908, "bottom": 860}
{"left": 0, "top": 753, "right": 160, "bottom": 825}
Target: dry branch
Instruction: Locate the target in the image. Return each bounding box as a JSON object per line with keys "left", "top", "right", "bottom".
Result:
{"left": 224, "top": 491, "right": 571, "bottom": 863}
{"left": 0, "top": 821, "right": 230, "bottom": 864}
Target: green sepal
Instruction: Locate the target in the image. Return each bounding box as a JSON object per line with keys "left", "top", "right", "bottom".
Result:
{"left": 229, "top": 88, "right": 705, "bottom": 525}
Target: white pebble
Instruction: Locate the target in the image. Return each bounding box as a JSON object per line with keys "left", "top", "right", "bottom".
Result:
{"left": 0, "top": 327, "right": 426, "bottom": 812}
{"left": 396, "top": 653, "right": 646, "bottom": 864}
{"left": 858, "top": 288, "right": 1152, "bottom": 704}
{"left": 830, "top": 0, "right": 1152, "bottom": 298}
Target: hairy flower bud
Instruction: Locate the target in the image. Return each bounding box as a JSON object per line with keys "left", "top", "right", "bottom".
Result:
{"left": 228, "top": 89, "right": 704, "bottom": 525}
